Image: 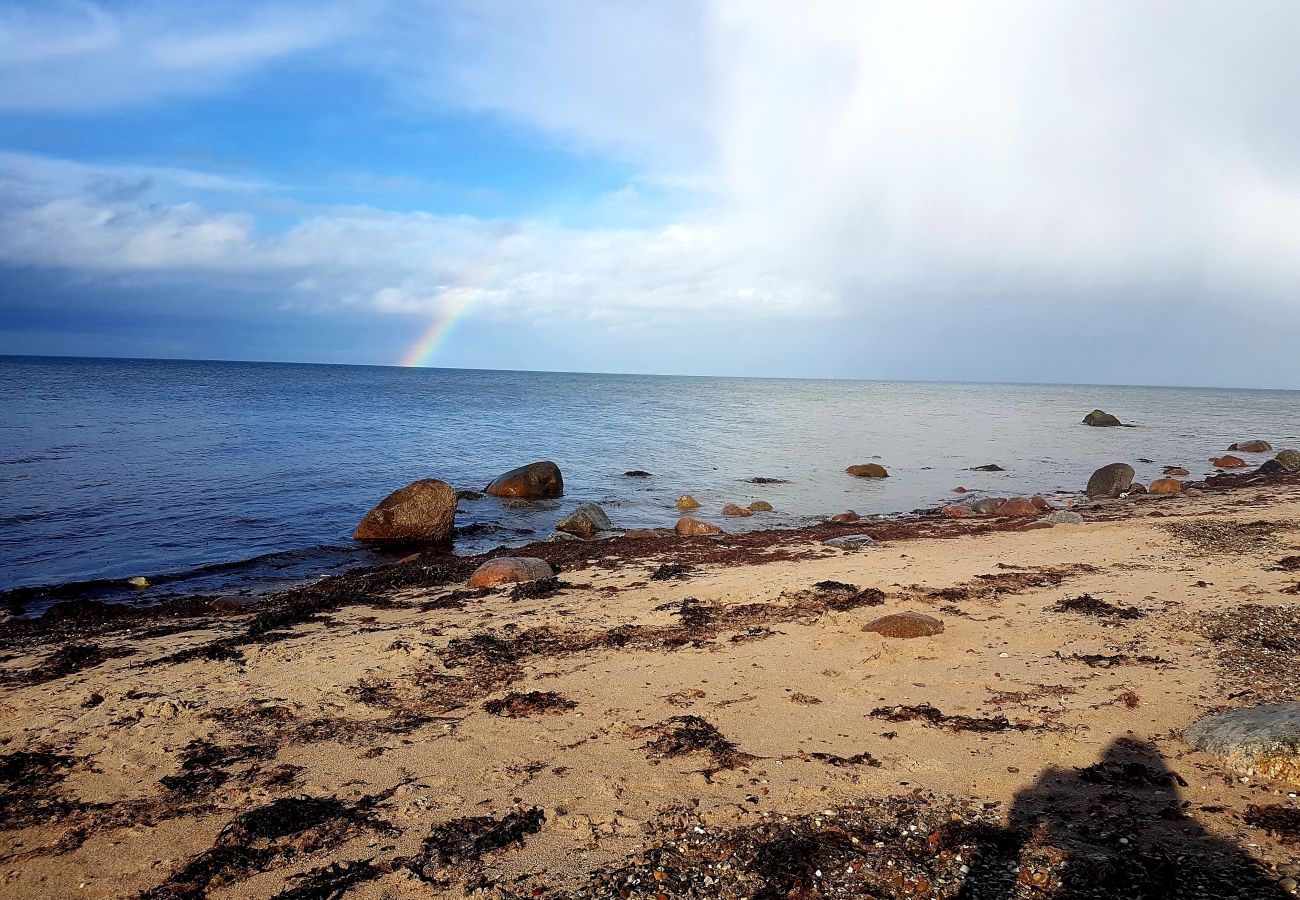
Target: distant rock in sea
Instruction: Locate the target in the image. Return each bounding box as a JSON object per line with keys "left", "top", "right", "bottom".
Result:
{"left": 1083, "top": 409, "right": 1122, "bottom": 427}
{"left": 846, "top": 463, "right": 888, "bottom": 478}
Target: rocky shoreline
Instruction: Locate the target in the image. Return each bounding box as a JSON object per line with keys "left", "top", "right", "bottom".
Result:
{"left": 1, "top": 433, "right": 1299, "bottom": 899}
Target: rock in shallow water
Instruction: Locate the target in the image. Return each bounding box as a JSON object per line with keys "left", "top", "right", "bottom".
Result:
{"left": 1228, "top": 440, "right": 1272, "bottom": 453}
{"left": 1086, "top": 463, "right": 1135, "bottom": 499}
{"left": 846, "top": 463, "right": 889, "bottom": 478}
{"left": 748, "top": 500, "right": 773, "bottom": 512}
{"left": 354, "top": 478, "right": 458, "bottom": 543}
{"left": 1211, "top": 455, "right": 1247, "bottom": 469}
{"left": 676, "top": 494, "right": 701, "bottom": 510}
{"left": 1082, "top": 409, "right": 1122, "bottom": 426}
{"left": 468, "top": 556, "right": 555, "bottom": 588}
{"left": 1183, "top": 702, "right": 1300, "bottom": 786}
{"left": 556, "top": 502, "right": 612, "bottom": 538}
{"left": 675, "top": 517, "right": 723, "bottom": 536}
{"left": 1274, "top": 449, "right": 1300, "bottom": 472}
{"left": 994, "top": 498, "right": 1039, "bottom": 517}
{"left": 485, "top": 461, "right": 564, "bottom": 499}
{"left": 721, "top": 503, "right": 752, "bottom": 517}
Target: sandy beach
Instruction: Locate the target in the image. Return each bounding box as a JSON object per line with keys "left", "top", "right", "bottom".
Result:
{"left": 2, "top": 479, "right": 1299, "bottom": 899}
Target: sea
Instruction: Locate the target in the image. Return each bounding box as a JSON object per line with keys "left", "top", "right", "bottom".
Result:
{"left": 2, "top": 355, "right": 1296, "bottom": 613}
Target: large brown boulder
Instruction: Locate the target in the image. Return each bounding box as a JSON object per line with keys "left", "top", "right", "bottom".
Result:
{"left": 1082, "top": 409, "right": 1122, "bottom": 427}
{"left": 862, "top": 612, "right": 945, "bottom": 639}
{"left": 846, "top": 463, "right": 888, "bottom": 478}
{"left": 1085, "top": 463, "right": 1135, "bottom": 499}
{"left": 969, "top": 497, "right": 1009, "bottom": 515}
{"left": 1210, "top": 455, "right": 1247, "bottom": 469}
{"left": 468, "top": 557, "right": 554, "bottom": 588}
{"left": 675, "top": 517, "right": 723, "bottom": 536}
{"left": 1149, "top": 478, "right": 1184, "bottom": 494}
{"left": 1228, "top": 440, "right": 1272, "bottom": 453}
{"left": 995, "top": 498, "right": 1039, "bottom": 517}
{"left": 353, "top": 479, "right": 458, "bottom": 543}
{"left": 722, "top": 503, "right": 753, "bottom": 517}
{"left": 829, "top": 510, "right": 861, "bottom": 523}
{"left": 485, "top": 461, "right": 563, "bottom": 499}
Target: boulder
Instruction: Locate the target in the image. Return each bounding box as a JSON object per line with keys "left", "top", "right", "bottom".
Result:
{"left": 942, "top": 505, "right": 972, "bottom": 517}
{"left": 1043, "top": 510, "right": 1085, "bottom": 525}
{"left": 1082, "top": 409, "right": 1122, "bottom": 427}
{"left": 748, "top": 501, "right": 774, "bottom": 512}
{"left": 995, "top": 498, "right": 1039, "bottom": 517}
{"left": 1031, "top": 493, "right": 1051, "bottom": 510}
{"left": 623, "top": 470, "right": 653, "bottom": 477}
{"left": 545, "top": 531, "right": 583, "bottom": 542}
{"left": 468, "top": 557, "right": 554, "bottom": 588}
{"left": 676, "top": 494, "right": 701, "bottom": 510}
{"left": 354, "top": 479, "right": 458, "bottom": 543}
{"left": 969, "top": 497, "right": 1009, "bottom": 515}
{"left": 485, "top": 461, "right": 564, "bottom": 499}
{"left": 555, "top": 502, "right": 612, "bottom": 538}
{"left": 1183, "top": 702, "right": 1300, "bottom": 786}
{"left": 1163, "top": 467, "right": 1190, "bottom": 477}
{"left": 1127, "top": 482, "right": 1147, "bottom": 495}
{"left": 829, "top": 510, "right": 861, "bottom": 523}
{"left": 1210, "top": 455, "right": 1247, "bottom": 469}
{"left": 1274, "top": 449, "right": 1300, "bottom": 472}
{"left": 823, "top": 534, "right": 877, "bottom": 550}
{"left": 1228, "top": 441, "right": 1272, "bottom": 453}
{"left": 456, "top": 490, "right": 485, "bottom": 501}
{"left": 1149, "top": 478, "right": 1184, "bottom": 494}
{"left": 722, "top": 503, "right": 753, "bottom": 517}
{"left": 862, "top": 612, "right": 944, "bottom": 639}
{"left": 846, "top": 463, "right": 889, "bottom": 478}
{"left": 969, "top": 464, "right": 1005, "bottom": 472}
{"left": 1085, "top": 463, "right": 1135, "bottom": 499}
{"left": 624, "top": 528, "right": 671, "bottom": 540}
{"left": 675, "top": 517, "right": 723, "bottom": 536}
{"left": 952, "top": 486, "right": 968, "bottom": 493}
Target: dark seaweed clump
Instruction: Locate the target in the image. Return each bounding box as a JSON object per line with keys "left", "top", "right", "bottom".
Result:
{"left": 1053, "top": 593, "right": 1145, "bottom": 620}
{"left": 869, "top": 703, "right": 1047, "bottom": 733}
{"left": 1076, "top": 759, "right": 1188, "bottom": 788}
{"left": 649, "top": 563, "right": 691, "bottom": 581}
{"left": 1243, "top": 805, "right": 1300, "bottom": 846}
{"left": 482, "top": 691, "right": 576, "bottom": 717}
{"left": 810, "top": 750, "right": 882, "bottom": 768}
{"left": 640, "top": 716, "right": 755, "bottom": 776}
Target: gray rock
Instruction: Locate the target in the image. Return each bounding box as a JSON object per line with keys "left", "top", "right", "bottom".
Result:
{"left": 1043, "top": 510, "right": 1085, "bottom": 525}
{"left": 823, "top": 534, "right": 878, "bottom": 550}
{"left": 968, "top": 464, "right": 1005, "bottom": 472}
{"left": 1086, "top": 462, "right": 1135, "bottom": 499}
{"left": 1183, "top": 702, "right": 1300, "bottom": 786}
{"left": 969, "top": 497, "right": 1009, "bottom": 515}
{"left": 556, "top": 502, "right": 612, "bottom": 538}
{"left": 1274, "top": 449, "right": 1300, "bottom": 472}
{"left": 545, "top": 531, "right": 583, "bottom": 542}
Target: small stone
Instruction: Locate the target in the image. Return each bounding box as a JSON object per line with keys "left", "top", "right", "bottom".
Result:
{"left": 676, "top": 494, "right": 701, "bottom": 510}
{"left": 127, "top": 576, "right": 150, "bottom": 589}
{"left": 545, "top": 532, "right": 583, "bottom": 542}
{"left": 942, "top": 505, "right": 972, "bottom": 517}
{"left": 970, "top": 497, "right": 1009, "bottom": 515}
{"left": 1162, "top": 467, "right": 1190, "bottom": 476}
{"left": 748, "top": 500, "right": 774, "bottom": 512}
{"left": 1149, "top": 478, "right": 1184, "bottom": 494}
{"left": 1210, "top": 455, "right": 1247, "bottom": 469}
{"left": 994, "top": 498, "right": 1039, "bottom": 517}
{"left": 1086, "top": 463, "right": 1135, "bottom": 499}
{"left": 721, "top": 503, "right": 753, "bottom": 517}
{"left": 1043, "top": 510, "right": 1084, "bottom": 525}
{"left": 468, "top": 557, "right": 555, "bottom": 588}
{"left": 623, "top": 470, "right": 653, "bottom": 477}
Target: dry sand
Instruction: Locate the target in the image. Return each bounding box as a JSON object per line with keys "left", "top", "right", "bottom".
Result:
{"left": 2, "top": 484, "right": 1299, "bottom": 898}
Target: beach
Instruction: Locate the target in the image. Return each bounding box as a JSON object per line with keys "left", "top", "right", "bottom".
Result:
{"left": 2, "top": 474, "right": 1299, "bottom": 898}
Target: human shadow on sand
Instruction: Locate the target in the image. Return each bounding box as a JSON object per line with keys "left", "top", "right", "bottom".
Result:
{"left": 958, "top": 736, "right": 1291, "bottom": 899}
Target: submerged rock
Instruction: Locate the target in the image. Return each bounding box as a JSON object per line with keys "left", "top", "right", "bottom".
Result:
{"left": 675, "top": 517, "right": 723, "bottom": 536}
{"left": 829, "top": 510, "right": 861, "bottom": 523}
{"left": 485, "top": 461, "right": 564, "bottom": 499}
{"left": 354, "top": 478, "right": 458, "bottom": 543}
{"left": 556, "top": 502, "right": 612, "bottom": 538}
{"left": 1228, "top": 440, "right": 1272, "bottom": 453}
{"left": 969, "top": 464, "right": 1005, "bottom": 472}
{"left": 747, "top": 500, "right": 774, "bottom": 513}
{"left": 846, "top": 463, "right": 889, "bottom": 478}
{"left": 1183, "top": 702, "right": 1300, "bottom": 786}
{"left": 1163, "top": 466, "right": 1190, "bottom": 476}
{"left": 862, "top": 612, "right": 944, "bottom": 639}
{"left": 823, "top": 534, "right": 877, "bottom": 550}
{"left": 1083, "top": 409, "right": 1122, "bottom": 427}
{"left": 468, "top": 556, "right": 554, "bottom": 588}
{"left": 721, "top": 503, "right": 753, "bottom": 517}
{"left": 1086, "top": 463, "right": 1135, "bottom": 499}
{"left": 623, "top": 470, "right": 653, "bottom": 477}
{"left": 676, "top": 494, "right": 701, "bottom": 510}
{"left": 456, "top": 490, "right": 485, "bottom": 501}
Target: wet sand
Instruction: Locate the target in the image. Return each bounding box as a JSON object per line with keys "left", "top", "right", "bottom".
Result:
{"left": 2, "top": 480, "right": 1299, "bottom": 898}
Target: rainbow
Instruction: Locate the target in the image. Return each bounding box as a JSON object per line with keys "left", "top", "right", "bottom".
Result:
{"left": 398, "top": 287, "right": 476, "bottom": 368}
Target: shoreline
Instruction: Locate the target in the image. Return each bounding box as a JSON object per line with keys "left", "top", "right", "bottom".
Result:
{"left": 1, "top": 474, "right": 1299, "bottom": 897}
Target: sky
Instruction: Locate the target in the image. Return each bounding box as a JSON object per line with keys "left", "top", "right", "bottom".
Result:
{"left": 1, "top": 1, "right": 1299, "bottom": 387}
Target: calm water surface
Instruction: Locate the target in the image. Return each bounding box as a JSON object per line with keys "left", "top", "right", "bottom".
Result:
{"left": 2, "top": 356, "right": 1296, "bottom": 609}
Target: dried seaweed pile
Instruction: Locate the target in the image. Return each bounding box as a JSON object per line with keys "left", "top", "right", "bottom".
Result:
{"left": 1052, "top": 593, "right": 1145, "bottom": 620}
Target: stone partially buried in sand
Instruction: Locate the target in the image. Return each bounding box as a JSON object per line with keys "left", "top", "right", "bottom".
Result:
{"left": 485, "top": 461, "right": 564, "bottom": 499}
{"left": 354, "top": 478, "right": 458, "bottom": 543}
{"left": 1086, "top": 463, "right": 1135, "bottom": 499}
{"left": 675, "top": 517, "right": 723, "bottom": 536}
{"left": 1183, "top": 702, "right": 1300, "bottom": 786}
{"left": 555, "top": 502, "right": 612, "bottom": 538}
{"left": 862, "top": 612, "right": 945, "bottom": 639}
{"left": 468, "top": 557, "right": 555, "bottom": 588}
{"left": 846, "top": 463, "right": 889, "bottom": 478}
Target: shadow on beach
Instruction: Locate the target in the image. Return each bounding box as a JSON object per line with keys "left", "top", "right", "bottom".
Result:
{"left": 958, "top": 736, "right": 1290, "bottom": 899}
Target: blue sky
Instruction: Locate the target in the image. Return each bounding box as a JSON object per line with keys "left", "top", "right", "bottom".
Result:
{"left": 2, "top": 1, "right": 1299, "bottom": 386}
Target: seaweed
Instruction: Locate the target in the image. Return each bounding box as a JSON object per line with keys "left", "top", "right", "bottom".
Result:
{"left": 510, "top": 576, "right": 569, "bottom": 600}
{"left": 159, "top": 738, "right": 275, "bottom": 799}
{"left": 1076, "top": 760, "right": 1188, "bottom": 788}
{"left": 482, "top": 691, "right": 576, "bottom": 717}
{"left": 1243, "top": 805, "right": 1300, "bottom": 846}
{"left": 1053, "top": 593, "right": 1145, "bottom": 620}
{"left": 649, "top": 563, "right": 691, "bottom": 581}
{"left": 810, "top": 750, "right": 882, "bottom": 768}
{"left": 2, "top": 641, "right": 136, "bottom": 685}
{"left": 868, "top": 703, "right": 1047, "bottom": 733}
{"left": 639, "top": 716, "right": 755, "bottom": 774}
{"left": 1055, "top": 651, "right": 1168, "bottom": 668}
{"left": 272, "top": 859, "right": 386, "bottom": 899}
{"left": 412, "top": 806, "right": 545, "bottom": 872}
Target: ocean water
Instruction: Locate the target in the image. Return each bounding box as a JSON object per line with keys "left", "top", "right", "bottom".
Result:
{"left": 2, "top": 355, "right": 1297, "bottom": 609}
